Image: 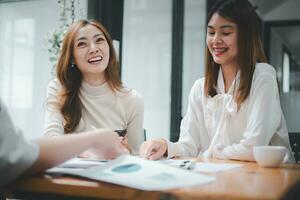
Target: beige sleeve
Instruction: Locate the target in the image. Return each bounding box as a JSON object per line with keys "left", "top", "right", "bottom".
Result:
{"left": 126, "top": 90, "right": 144, "bottom": 155}
{"left": 44, "top": 79, "right": 65, "bottom": 137}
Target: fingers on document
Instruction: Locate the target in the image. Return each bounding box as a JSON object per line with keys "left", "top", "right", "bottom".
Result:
{"left": 148, "top": 147, "right": 165, "bottom": 160}
{"left": 139, "top": 141, "right": 164, "bottom": 160}
{"left": 140, "top": 142, "right": 154, "bottom": 159}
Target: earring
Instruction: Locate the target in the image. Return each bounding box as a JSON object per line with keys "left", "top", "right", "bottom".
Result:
{"left": 71, "top": 62, "right": 76, "bottom": 68}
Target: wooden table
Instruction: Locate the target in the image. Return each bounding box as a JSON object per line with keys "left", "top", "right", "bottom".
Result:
{"left": 1, "top": 159, "right": 300, "bottom": 200}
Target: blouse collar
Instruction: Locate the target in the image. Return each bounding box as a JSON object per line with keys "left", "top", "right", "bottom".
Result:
{"left": 217, "top": 68, "right": 240, "bottom": 95}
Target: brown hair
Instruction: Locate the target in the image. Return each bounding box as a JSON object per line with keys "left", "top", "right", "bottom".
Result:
{"left": 56, "top": 19, "right": 122, "bottom": 133}
{"left": 204, "top": 0, "right": 267, "bottom": 105}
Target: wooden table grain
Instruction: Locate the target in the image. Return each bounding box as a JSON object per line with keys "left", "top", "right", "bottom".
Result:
{"left": 171, "top": 158, "right": 300, "bottom": 200}
{"left": 2, "top": 158, "right": 300, "bottom": 200}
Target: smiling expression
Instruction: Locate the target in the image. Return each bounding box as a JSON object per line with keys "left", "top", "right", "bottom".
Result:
{"left": 207, "top": 13, "right": 238, "bottom": 68}
{"left": 73, "top": 24, "right": 110, "bottom": 81}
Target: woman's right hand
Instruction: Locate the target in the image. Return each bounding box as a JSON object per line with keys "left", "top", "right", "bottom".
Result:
{"left": 139, "top": 139, "right": 168, "bottom": 160}
{"left": 89, "top": 129, "right": 130, "bottom": 160}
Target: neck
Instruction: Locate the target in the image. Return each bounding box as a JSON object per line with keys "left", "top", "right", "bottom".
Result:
{"left": 83, "top": 73, "right": 106, "bottom": 86}
{"left": 220, "top": 64, "right": 238, "bottom": 92}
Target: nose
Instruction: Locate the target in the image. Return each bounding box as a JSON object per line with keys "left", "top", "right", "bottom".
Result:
{"left": 212, "top": 33, "right": 222, "bottom": 44}
{"left": 88, "top": 42, "right": 99, "bottom": 54}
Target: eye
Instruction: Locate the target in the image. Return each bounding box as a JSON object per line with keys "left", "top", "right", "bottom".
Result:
{"left": 77, "top": 42, "right": 86, "bottom": 47}
{"left": 223, "top": 32, "right": 232, "bottom": 36}
{"left": 207, "top": 31, "right": 215, "bottom": 36}
{"left": 96, "top": 37, "right": 105, "bottom": 43}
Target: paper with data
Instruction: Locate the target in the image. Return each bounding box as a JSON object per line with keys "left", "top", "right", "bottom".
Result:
{"left": 47, "top": 155, "right": 214, "bottom": 191}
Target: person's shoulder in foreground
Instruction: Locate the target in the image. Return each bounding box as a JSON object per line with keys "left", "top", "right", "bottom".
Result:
{"left": 0, "top": 99, "right": 39, "bottom": 186}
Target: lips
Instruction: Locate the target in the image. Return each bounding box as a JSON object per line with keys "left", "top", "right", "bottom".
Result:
{"left": 88, "top": 56, "right": 103, "bottom": 64}
{"left": 213, "top": 47, "right": 228, "bottom": 56}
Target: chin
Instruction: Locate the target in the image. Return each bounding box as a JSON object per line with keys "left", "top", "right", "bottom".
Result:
{"left": 91, "top": 64, "right": 107, "bottom": 71}
{"left": 212, "top": 58, "right": 224, "bottom": 65}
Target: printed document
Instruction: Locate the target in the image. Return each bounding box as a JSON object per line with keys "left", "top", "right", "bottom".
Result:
{"left": 47, "top": 155, "right": 214, "bottom": 191}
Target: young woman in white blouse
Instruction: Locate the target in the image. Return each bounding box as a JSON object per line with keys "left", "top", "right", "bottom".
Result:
{"left": 140, "top": 0, "right": 294, "bottom": 162}
{"left": 44, "top": 19, "right": 144, "bottom": 155}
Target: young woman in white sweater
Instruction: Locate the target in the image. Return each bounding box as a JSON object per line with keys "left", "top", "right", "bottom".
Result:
{"left": 140, "top": 0, "right": 294, "bottom": 162}
{"left": 44, "top": 20, "right": 144, "bottom": 155}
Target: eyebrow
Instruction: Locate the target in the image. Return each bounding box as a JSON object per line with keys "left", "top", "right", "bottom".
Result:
{"left": 75, "top": 33, "right": 105, "bottom": 42}
{"left": 207, "top": 25, "right": 235, "bottom": 29}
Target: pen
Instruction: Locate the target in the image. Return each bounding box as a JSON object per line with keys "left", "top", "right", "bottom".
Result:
{"left": 114, "top": 129, "right": 127, "bottom": 137}
{"left": 91, "top": 126, "right": 127, "bottom": 137}
{"left": 179, "top": 160, "right": 195, "bottom": 170}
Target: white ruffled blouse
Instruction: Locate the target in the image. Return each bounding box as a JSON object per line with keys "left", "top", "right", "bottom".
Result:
{"left": 167, "top": 63, "right": 294, "bottom": 162}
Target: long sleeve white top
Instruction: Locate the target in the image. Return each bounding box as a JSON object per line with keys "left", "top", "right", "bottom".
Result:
{"left": 0, "top": 99, "right": 39, "bottom": 186}
{"left": 167, "top": 63, "right": 294, "bottom": 162}
{"left": 44, "top": 79, "right": 144, "bottom": 154}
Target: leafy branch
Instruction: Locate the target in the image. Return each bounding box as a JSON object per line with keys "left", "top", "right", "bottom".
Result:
{"left": 45, "top": 0, "right": 71, "bottom": 76}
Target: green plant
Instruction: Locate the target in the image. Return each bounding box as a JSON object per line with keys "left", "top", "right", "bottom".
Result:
{"left": 45, "top": 0, "right": 71, "bottom": 75}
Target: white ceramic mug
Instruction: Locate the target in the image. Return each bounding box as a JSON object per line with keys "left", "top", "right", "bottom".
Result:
{"left": 253, "top": 146, "right": 288, "bottom": 167}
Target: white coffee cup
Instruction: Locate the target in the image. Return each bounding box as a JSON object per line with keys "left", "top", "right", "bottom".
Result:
{"left": 253, "top": 146, "right": 288, "bottom": 167}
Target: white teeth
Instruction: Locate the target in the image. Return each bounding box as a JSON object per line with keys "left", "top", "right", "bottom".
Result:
{"left": 214, "top": 48, "right": 227, "bottom": 53}
{"left": 88, "top": 56, "right": 103, "bottom": 63}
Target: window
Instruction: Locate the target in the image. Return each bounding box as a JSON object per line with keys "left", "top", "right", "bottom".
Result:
{"left": 282, "top": 51, "right": 290, "bottom": 93}
{"left": 122, "top": 0, "right": 172, "bottom": 140}
{"left": 0, "top": 0, "right": 87, "bottom": 138}
{"left": 122, "top": 0, "right": 207, "bottom": 140}
{"left": 182, "top": 0, "right": 206, "bottom": 115}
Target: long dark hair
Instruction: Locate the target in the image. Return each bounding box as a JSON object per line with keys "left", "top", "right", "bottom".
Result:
{"left": 204, "top": 0, "right": 267, "bottom": 105}
{"left": 56, "top": 19, "right": 122, "bottom": 133}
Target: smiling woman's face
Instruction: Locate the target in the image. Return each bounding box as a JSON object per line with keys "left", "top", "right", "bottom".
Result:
{"left": 73, "top": 24, "right": 110, "bottom": 80}
{"left": 206, "top": 13, "right": 238, "bottom": 68}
